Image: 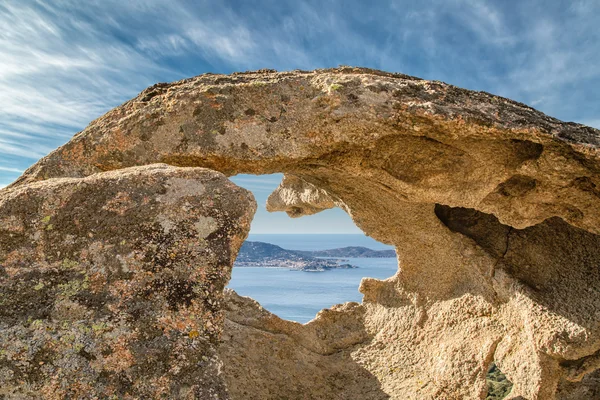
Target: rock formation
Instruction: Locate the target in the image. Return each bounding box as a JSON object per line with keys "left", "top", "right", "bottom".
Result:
{"left": 0, "top": 165, "right": 255, "bottom": 398}
{"left": 2, "top": 67, "right": 600, "bottom": 399}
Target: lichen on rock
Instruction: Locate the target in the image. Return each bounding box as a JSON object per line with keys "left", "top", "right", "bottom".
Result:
{"left": 0, "top": 164, "right": 255, "bottom": 399}
{"left": 2, "top": 67, "right": 600, "bottom": 399}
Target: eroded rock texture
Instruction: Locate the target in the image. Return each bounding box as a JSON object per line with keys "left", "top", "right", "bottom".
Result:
{"left": 0, "top": 165, "right": 255, "bottom": 399}
{"left": 4, "top": 67, "right": 600, "bottom": 399}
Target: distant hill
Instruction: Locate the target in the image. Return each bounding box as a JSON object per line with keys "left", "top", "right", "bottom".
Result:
{"left": 297, "top": 246, "right": 396, "bottom": 258}
{"left": 234, "top": 241, "right": 358, "bottom": 271}
{"left": 234, "top": 241, "right": 397, "bottom": 271}
{"left": 236, "top": 241, "right": 306, "bottom": 262}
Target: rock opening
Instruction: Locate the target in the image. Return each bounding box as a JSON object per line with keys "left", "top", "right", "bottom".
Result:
{"left": 228, "top": 173, "right": 398, "bottom": 324}
{"left": 486, "top": 363, "right": 513, "bottom": 399}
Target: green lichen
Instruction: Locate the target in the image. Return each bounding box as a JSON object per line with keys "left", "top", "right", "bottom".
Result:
{"left": 60, "top": 333, "right": 75, "bottom": 344}
{"left": 41, "top": 215, "right": 54, "bottom": 230}
{"left": 92, "top": 322, "right": 109, "bottom": 333}
{"left": 57, "top": 277, "right": 89, "bottom": 298}
{"left": 34, "top": 282, "right": 45, "bottom": 291}
{"left": 30, "top": 319, "right": 44, "bottom": 328}
{"left": 330, "top": 83, "right": 343, "bottom": 91}
{"left": 251, "top": 81, "right": 267, "bottom": 87}
{"left": 60, "top": 259, "right": 79, "bottom": 270}
{"left": 75, "top": 323, "right": 92, "bottom": 335}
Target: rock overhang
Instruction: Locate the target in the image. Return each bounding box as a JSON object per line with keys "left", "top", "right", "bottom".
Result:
{"left": 13, "top": 67, "right": 600, "bottom": 234}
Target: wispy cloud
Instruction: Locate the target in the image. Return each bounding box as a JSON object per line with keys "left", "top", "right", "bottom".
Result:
{"left": 451, "top": 0, "right": 516, "bottom": 46}
{"left": 0, "top": 1, "right": 185, "bottom": 175}
{"left": 382, "top": 0, "right": 600, "bottom": 125}
{"left": 0, "top": 1, "right": 316, "bottom": 181}
{"left": 0, "top": 166, "right": 22, "bottom": 173}
{"left": 230, "top": 174, "right": 283, "bottom": 194}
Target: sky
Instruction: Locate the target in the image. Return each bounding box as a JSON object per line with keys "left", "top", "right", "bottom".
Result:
{"left": 0, "top": 0, "right": 598, "bottom": 233}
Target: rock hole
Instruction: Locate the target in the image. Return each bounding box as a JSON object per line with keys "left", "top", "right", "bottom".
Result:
{"left": 486, "top": 363, "right": 513, "bottom": 399}
{"left": 227, "top": 173, "right": 398, "bottom": 323}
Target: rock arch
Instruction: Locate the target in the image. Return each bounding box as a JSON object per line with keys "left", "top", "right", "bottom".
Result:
{"left": 2, "top": 67, "right": 600, "bottom": 399}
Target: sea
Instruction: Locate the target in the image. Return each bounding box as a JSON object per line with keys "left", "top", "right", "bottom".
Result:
{"left": 227, "top": 234, "right": 398, "bottom": 323}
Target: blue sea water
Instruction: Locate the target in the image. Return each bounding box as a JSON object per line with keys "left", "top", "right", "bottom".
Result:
{"left": 227, "top": 234, "right": 398, "bottom": 323}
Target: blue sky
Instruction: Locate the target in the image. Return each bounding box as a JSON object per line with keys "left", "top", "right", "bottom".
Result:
{"left": 0, "top": 0, "right": 598, "bottom": 233}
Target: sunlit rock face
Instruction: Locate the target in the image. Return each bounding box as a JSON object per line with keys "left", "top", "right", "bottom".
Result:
{"left": 0, "top": 165, "right": 255, "bottom": 399}
{"left": 5, "top": 67, "right": 600, "bottom": 399}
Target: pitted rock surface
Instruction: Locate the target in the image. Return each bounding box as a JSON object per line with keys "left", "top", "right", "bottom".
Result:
{"left": 0, "top": 165, "right": 255, "bottom": 399}
{"left": 3, "top": 67, "right": 600, "bottom": 399}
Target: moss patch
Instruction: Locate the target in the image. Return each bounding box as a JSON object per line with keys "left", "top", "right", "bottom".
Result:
{"left": 486, "top": 363, "right": 513, "bottom": 399}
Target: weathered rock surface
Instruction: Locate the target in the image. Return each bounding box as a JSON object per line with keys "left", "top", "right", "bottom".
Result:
{"left": 4, "top": 67, "right": 600, "bottom": 399}
{"left": 0, "top": 165, "right": 255, "bottom": 399}
{"left": 219, "top": 289, "right": 386, "bottom": 400}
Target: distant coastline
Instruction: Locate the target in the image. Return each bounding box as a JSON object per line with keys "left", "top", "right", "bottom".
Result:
{"left": 247, "top": 234, "right": 395, "bottom": 251}
{"left": 234, "top": 241, "right": 396, "bottom": 272}
{"left": 296, "top": 246, "right": 396, "bottom": 258}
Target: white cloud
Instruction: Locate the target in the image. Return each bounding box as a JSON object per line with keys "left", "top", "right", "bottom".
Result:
{"left": 131, "top": 3, "right": 317, "bottom": 70}
{"left": 0, "top": 166, "right": 23, "bottom": 173}
{"left": 230, "top": 174, "right": 283, "bottom": 194}
{"left": 451, "top": 0, "right": 516, "bottom": 46}
{"left": 0, "top": 138, "right": 53, "bottom": 159}
{"left": 0, "top": 1, "right": 176, "bottom": 170}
